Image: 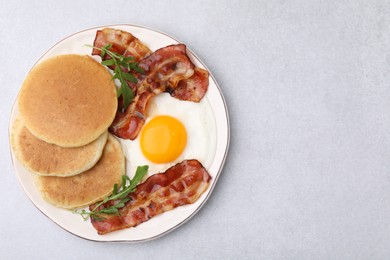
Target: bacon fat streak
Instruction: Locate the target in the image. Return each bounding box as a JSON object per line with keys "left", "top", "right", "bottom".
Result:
{"left": 90, "top": 159, "right": 211, "bottom": 235}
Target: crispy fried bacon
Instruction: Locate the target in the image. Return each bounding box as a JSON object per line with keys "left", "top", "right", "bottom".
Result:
{"left": 92, "top": 28, "right": 151, "bottom": 61}
{"left": 170, "top": 67, "right": 209, "bottom": 102}
{"left": 90, "top": 159, "right": 211, "bottom": 235}
{"left": 92, "top": 28, "right": 209, "bottom": 140}
{"left": 109, "top": 44, "right": 195, "bottom": 140}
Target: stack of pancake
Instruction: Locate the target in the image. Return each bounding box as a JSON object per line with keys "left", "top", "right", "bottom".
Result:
{"left": 11, "top": 54, "right": 124, "bottom": 209}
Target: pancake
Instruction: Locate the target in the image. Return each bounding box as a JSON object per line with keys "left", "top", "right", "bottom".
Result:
{"left": 35, "top": 134, "right": 125, "bottom": 209}
{"left": 18, "top": 54, "right": 117, "bottom": 147}
{"left": 10, "top": 118, "right": 108, "bottom": 177}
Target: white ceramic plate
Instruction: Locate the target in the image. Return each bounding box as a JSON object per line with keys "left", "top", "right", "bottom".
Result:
{"left": 9, "top": 24, "right": 230, "bottom": 242}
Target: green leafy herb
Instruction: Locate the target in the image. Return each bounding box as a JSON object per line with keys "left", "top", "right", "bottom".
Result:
{"left": 74, "top": 165, "right": 149, "bottom": 221}
{"left": 87, "top": 44, "right": 144, "bottom": 110}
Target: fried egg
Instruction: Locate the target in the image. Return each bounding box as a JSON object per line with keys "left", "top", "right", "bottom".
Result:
{"left": 121, "top": 93, "right": 216, "bottom": 176}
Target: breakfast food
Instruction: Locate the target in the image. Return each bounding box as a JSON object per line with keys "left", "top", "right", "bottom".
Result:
{"left": 92, "top": 31, "right": 209, "bottom": 141}
{"left": 140, "top": 115, "right": 187, "bottom": 164}
{"left": 12, "top": 26, "right": 217, "bottom": 237}
{"left": 90, "top": 159, "right": 211, "bottom": 235}
{"left": 10, "top": 118, "right": 108, "bottom": 177}
{"left": 125, "top": 92, "right": 215, "bottom": 176}
{"left": 18, "top": 54, "right": 117, "bottom": 147}
{"left": 35, "top": 134, "right": 124, "bottom": 209}
{"left": 78, "top": 28, "right": 214, "bottom": 234}
{"left": 170, "top": 67, "right": 209, "bottom": 102}
{"left": 108, "top": 44, "right": 199, "bottom": 140}
{"left": 13, "top": 53, "right": 124, "bottom": 210}
{"left": 92, "top": 28, "right": 152, "bottom": 62}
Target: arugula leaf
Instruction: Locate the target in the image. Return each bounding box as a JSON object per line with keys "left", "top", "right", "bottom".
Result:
{"left": 130, "top": 166, "right": 149, "bottom": 190}
{"left": 74, "top": 165, "right": 149, "bottom": 221}
{"left": 101, "top": 59, "right": 115, "bottom": 66}
{"left": 86, "top": 44, "right": 143, "bottom": 110}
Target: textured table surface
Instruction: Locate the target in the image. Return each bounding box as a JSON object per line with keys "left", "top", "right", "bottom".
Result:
{"left": 2, "top": 1, "right": 390, "bottom": 259}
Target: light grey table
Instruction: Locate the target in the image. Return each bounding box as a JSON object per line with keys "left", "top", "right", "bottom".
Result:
{"left": 2, "top": 1, "right": 390, "bottom": 259}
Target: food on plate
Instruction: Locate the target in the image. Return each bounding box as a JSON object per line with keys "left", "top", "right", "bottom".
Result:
{"left": 18, "top": 54, "right": 117, "bottom": 147}
{"left": 92, "top": 28, "right": 151, "bottom": 62}
{"left": 12, "top": 26, "right": 217, "bottom": 237}
{"left": 107, "top": 44, "right": 195, "bottom": 140}
{"left": 125, "top": 92, "right": 216, "bottom": 176}
{"left": 90, "top": 44, "right": 144, "bottom": 112}
{"left": 140, "top": 115, "right": 187, "bottom": 164}
{"left": 74, "top": 29, "right": 214, "bottom": 234}
{"left": 108, "top": 44, "right": 209, "bottom": 140}
{"left": 170, "top": 67, "right": 209, "bottom": 102}
{"left": 92, "top": 31, "right": 209, "bottom": 140}
{"left": 89, "top": 159, "right": 211, "bottom": 235}
{"left": 13, "top": 53, "right": 126, "bottom": 211}
{"left": 35, "top": 134, "right": 125, "bottom": 209}
{"left": 10, "top": 118, "right": 108, "bottom": 177}
{"left": 75, "top": 165, "right": 149, "bottom": 221}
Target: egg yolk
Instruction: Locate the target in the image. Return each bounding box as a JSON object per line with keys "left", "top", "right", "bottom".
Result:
{"left": 140, "top": 116, "right": 187, "bottom": 163}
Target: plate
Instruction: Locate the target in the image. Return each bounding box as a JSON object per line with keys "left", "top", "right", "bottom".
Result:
{"left": 9, "top": 24, "right": 230, "bottom": 242}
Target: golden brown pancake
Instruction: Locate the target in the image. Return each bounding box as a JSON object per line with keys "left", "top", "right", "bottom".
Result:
{"left": 18, "top": 54, "right": 117, "bottom": 147}
{"left": 10, "top": 118, "right": 108, "bottom": 177}
{"left": 35, "top": 134, "right": 125, "bottom": 209}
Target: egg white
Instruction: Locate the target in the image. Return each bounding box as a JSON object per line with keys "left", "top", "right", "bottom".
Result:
{"left": 120, "top": 93, "right": 217, "bottom": 177}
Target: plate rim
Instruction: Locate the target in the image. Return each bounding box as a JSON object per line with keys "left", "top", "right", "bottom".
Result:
{"left": 8, "top": 23, "right": 230, "bottom": 243}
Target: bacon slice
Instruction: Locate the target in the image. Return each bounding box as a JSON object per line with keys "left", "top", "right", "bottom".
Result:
{"left": 90, "top": 159, "right": 211, "bottom": 235}
{"left": 92, "top": 28, "right": 151, "bottom": 61}
{"left": 92, "top": 29, "right": 210, "bottom": 140}
{"left": 109, "top": 44, "right": 195, "bottom": 140}
{"left": 170, "top": 67, "right": 209, "bottom": 102}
